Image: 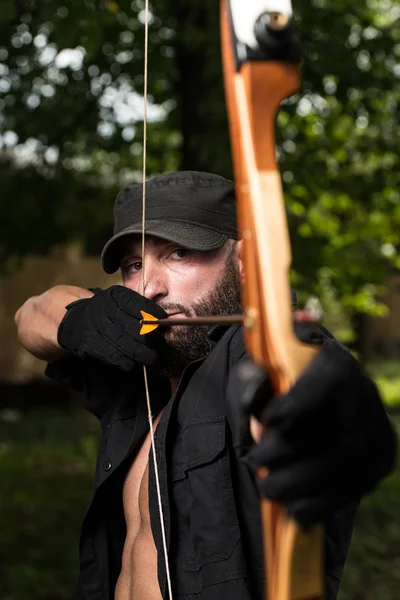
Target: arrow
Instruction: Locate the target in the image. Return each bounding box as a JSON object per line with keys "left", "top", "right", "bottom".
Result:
{"left": 140, "top": 307, "right": 320, "bottom": 335}
{"left": 139, "top": 311, "right": 245, "bottom": 335}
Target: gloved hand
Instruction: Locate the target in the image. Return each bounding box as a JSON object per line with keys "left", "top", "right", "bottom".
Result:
{"left": 234, "top": 338, "right": 397, "bottom": 526}
{"left": 57, "top": 285, "right": 167, "bottom": 371}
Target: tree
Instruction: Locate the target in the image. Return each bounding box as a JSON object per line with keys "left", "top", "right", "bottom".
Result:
{"left": 0, "top": 0, "right": 179, "bottom": 267}
{"left": 0, "top": 0, "right": 399, "bottom": 323}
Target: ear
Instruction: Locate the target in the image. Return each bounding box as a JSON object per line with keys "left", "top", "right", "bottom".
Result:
{"left": 236, "top": 239, "right": 245, "bottom": 283}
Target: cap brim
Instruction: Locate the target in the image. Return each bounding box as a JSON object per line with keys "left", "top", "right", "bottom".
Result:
{"left": 101, "top": 220, "right": 228, "bottom": 274}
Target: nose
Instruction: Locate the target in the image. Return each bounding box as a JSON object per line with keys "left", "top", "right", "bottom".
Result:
{"left": 141, "top": 257, "right": 168, "bottom": 303}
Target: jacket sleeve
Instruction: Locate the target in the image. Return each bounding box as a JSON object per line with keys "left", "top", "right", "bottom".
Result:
{"left": 44, "top": 286, "right": 113, "bottom": 420}
{"left": 45, "top": 356, "right": 141, "bottom": 421}
{"left": 45, "top": 357, "right": 110, "bottom": 420}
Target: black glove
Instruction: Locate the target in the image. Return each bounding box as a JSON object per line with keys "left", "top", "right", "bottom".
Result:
{"left": 57, "top": 286, "right": 167, "bottom": 371}
{"left": 234, "top": 339, "right": 397, "bottom": 526}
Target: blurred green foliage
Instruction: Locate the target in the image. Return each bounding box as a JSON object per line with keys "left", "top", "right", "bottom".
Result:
{"left": 0, "top": 376, "right": 399, "bottom": 600}
{"left": 368, "top": 359, "right": 400, "bottom": 407}
{"left": 0, "top": 0, "right": 399, "bottom": 322}
{"left": 0, "top": 408, "right": 99, "bottom": 600}
{"left": 339, "top": 419, "right": 400, "bottom": 600}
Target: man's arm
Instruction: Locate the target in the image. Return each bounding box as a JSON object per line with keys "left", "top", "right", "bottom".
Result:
{"left": 15, "top": 285, "right": 94, "bottom": 362}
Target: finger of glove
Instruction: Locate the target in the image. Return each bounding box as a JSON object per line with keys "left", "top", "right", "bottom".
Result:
{"left": 293, "top": 322, "right": 325, "bottom": 345}
{"left": 79, "top": 307, "right": 157, "bottom": 366}
{"left": 256, "top": 454, "right": 336, "bottom": 503}
{"left": 93, "top": 321, "right": 159, "bottom": 365}
{"left": 257, "top": 389, "right": 333, "bottom": 441}
{"left": 107, "top": 343, "right": 158, "bottom": 368}
{"left": 102, "top": 289, "right": 167, "bottom": 344}
{"left": 229, "top": 359, "right": 272, "bottom": 420}
{"left": 115, "top": 311, "right": 164, "bottom": 348}
{"left": 287, "top": 493, "right": 347, "bottom": 528}
{"left": 105, "top": 313, "right": 164, "bottom": 360}
{"left": 259, "top": 340, "right": 355, "bottom": 432}
{"left": 245, "top": 428, "right": 331, "bottom": 471}
{"left": 110, "top": 286, "right": 167, "bottom": 320}
{"left": 256, "top": 430, "right": 391, "bottom": 506}
{"left": 94, "top": 306, "right": 144, "bottom": 343}
{"left": 247, "top": 415, "right": 378, "bottom": 482}
{"left": 85, "top": 341, "right": 138, "bottom": 372}
{"left": 125, "top": 339, "right": 160, "bottom": 365}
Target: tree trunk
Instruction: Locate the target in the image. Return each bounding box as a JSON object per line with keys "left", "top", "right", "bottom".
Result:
{"left": 173, "top": 3, "right": 232, "bottom": 176}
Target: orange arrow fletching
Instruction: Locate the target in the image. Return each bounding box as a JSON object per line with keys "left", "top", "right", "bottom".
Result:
{"left": 140, "top": 311, "right": 159, "bottom": 335}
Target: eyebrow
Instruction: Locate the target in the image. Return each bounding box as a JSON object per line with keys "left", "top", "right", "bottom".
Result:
{"left": 119, "top": 237, "right": 177, "bottom": 263}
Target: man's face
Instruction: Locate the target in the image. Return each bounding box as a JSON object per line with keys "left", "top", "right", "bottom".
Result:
{"left": 119, "top": 234, "right": 242, "bottom": 376}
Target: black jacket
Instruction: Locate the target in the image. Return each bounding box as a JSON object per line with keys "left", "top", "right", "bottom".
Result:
{"left": 46, "top": 324, "right": 357, "bottom": 600}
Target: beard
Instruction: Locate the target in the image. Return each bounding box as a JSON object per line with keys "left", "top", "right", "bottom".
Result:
{"left": 156, "top": 248, "right": 242, "bottom": 378}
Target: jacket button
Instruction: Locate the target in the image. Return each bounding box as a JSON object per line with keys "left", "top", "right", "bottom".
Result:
{"left": 103, "top": 461, "right": 112, "bottom": 472}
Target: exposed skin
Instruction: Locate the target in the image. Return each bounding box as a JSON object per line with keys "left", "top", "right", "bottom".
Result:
{"left": 14, "top": 285, "right": 93, "bottom": 361}
{"left": 120, "top": 234, "right": 241, "bottom": 305}
{"left": 120, "top": 234, "right": 243, "bottom": 388}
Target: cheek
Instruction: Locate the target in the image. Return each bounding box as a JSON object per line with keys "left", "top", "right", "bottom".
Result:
{"left": 122, "top": 277, "right": 141, "bottom": 293}
{"left": 170, "top": 264, "right": 222, "bottom": 300}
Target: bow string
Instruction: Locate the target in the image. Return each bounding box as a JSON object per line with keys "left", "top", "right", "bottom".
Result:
{"left": 140, "top": 2, "right": 174, "bottom": 598}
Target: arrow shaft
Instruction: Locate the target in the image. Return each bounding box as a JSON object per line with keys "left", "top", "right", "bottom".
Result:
{"left": 141, "top": 315, "right": 245, "bottom": 327}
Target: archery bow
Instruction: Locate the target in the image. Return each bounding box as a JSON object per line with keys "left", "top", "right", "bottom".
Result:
{"left": 140, "top": 1, "right": 324, "bottom": 598}
{"left": 220, "top": 1, "right": 324, "bottom": 599}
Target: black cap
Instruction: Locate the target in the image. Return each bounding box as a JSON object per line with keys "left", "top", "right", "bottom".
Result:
{"left": 101, "top": 171, "right": 238, "bottom": 274}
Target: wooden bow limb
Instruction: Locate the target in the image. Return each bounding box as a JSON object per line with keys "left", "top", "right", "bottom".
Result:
{"left": 220, "top": 2, "right": 324, "bottom": 599}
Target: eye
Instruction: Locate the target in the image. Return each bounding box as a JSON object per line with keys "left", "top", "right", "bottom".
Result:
{"left": 123, "top": 260, "right": 142, "bottom": 275}
{"left": 171, "top": 248, "right": 191, "bottom": 259}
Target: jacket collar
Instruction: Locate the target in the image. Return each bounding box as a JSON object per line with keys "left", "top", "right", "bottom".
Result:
{"left": 207, "top": 324, "right": 240, "bottom": 348}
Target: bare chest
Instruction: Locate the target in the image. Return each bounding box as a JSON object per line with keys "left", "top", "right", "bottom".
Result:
{"left": 123, "top": 410, "right": 164, "bottom": 530}
{"left": 115, "top": 411, "right": 164, "bottom": 600}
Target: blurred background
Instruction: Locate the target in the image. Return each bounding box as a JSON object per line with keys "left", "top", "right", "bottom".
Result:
{"left": 1, "top": 0, "right": 400, "bottom": 598}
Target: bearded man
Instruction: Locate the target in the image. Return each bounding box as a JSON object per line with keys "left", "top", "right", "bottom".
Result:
{"left": 15, "top": 171, "right": 396, "bottom": 600}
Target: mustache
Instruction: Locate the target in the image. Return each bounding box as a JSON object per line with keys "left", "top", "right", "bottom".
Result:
{"left": 157, "top": 302, "right": 193, "bottom": 317}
